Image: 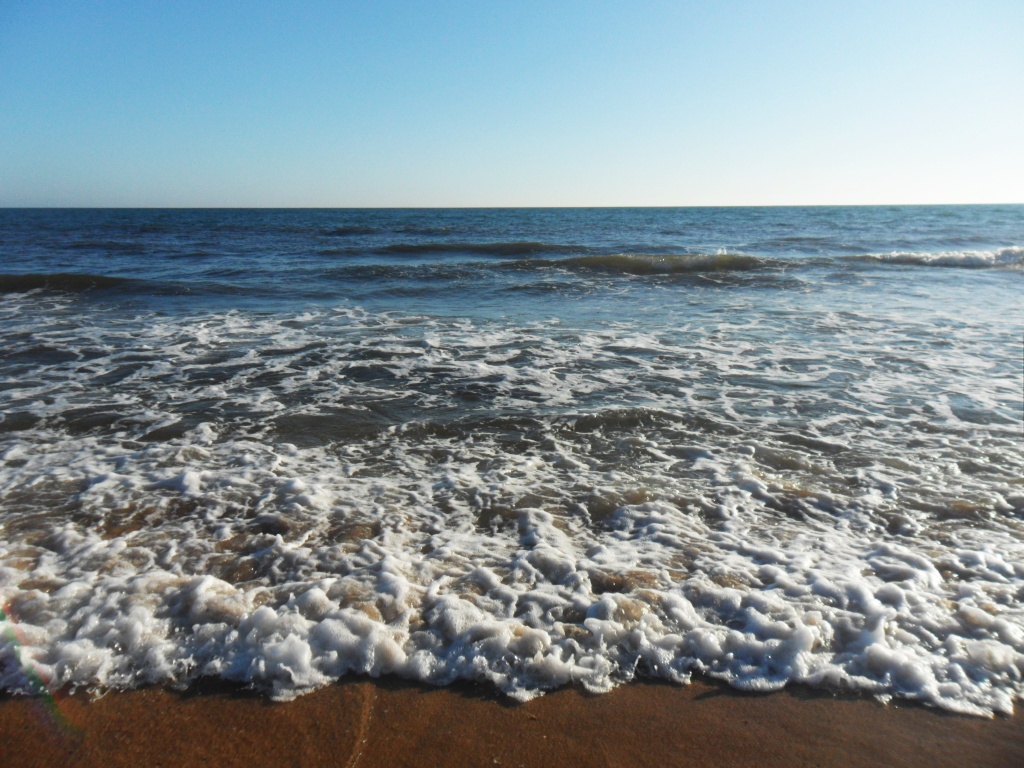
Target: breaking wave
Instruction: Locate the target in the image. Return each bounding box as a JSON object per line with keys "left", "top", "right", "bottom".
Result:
{"left": 557, "top": 252, "right": 775, "bottom": 275}
{"left": 849, "top": 247, "right": 1024, "bottom": 269}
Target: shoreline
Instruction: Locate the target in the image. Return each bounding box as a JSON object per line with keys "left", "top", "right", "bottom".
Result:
{"left": 1, "top": 676, "right": 1021, "bottom": 768}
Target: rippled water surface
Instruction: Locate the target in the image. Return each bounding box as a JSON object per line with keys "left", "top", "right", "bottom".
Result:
{"left": 1, "top": 207, "right": 1022, "bottom": 715}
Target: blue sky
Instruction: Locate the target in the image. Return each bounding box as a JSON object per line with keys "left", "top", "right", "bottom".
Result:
{"left": 1, "top": 1, "right": 1021, "bottom": 206}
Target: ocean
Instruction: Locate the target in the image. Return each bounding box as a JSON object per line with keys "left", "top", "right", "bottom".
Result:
{"left": 0, "top": 206, "right": 1021, "bottom": 716}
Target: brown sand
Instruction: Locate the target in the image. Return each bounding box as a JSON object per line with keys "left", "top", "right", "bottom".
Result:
{"left": 1, "top": 677, "right": 1021, "bottom": 768}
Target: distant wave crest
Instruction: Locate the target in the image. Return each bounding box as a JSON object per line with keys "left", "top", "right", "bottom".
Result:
{"left": 849, "top": 246, "right": 1024, "bottom": 269}
{"left": 557, "top": 252, "right": 774, "bottom": 275}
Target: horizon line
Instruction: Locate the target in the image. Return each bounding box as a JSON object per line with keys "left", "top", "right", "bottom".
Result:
{"left": 2, "top": 202, "right": 1022, "bottom": 211}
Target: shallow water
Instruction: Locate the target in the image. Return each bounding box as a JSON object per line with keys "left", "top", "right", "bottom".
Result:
{"left": 1, "top": 207, "right": 1022, "bottom": 715}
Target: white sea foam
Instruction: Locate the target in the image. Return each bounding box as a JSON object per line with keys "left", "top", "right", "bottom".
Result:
{"left": 0, "top": 294, "right": 1022, "bottom": 716}
{"left": 853, "top": 246, "right": 1024, "bottom": 269}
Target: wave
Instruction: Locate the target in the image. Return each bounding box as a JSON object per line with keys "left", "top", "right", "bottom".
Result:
{"left": 378, "top": 241, "right": 586, "bottom": 257}
{"left": 5, "top": 247, "right": 1019, "bottom": 304}
{"left": 315, "top": 247, "right": 1023, "bottom": 286}
{"left": 314, "top": 253, "right": 790, "bottom": 286}
{"left": 555, "top": 252, "right": 777, "bottom": 275}
{"left": 0, "top": 272, "right": 138, "bottom": 294}
{"left": 316, "top": 253, "right": 781, "bottom": 282}
{"left": 0, "top": 272, "right": 273, "bottom": 299}
{"left": 848, "top": 247, "right": 1024, "bottom": 269}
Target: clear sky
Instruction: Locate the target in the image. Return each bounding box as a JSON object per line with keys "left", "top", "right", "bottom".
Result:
{"left": 1, "top": 1, "right": 1021, "bottom": 207}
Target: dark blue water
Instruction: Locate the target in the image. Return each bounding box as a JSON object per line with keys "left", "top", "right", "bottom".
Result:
{"left": 1, "top": 206, "right": 1021, "bottom": 316}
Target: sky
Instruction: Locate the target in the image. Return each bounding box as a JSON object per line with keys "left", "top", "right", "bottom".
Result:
{"left": 1, "top": 1, "right": 1021, "bottom": 207}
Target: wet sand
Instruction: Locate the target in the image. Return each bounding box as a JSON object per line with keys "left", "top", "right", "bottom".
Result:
{"left": 1, "top": 677, "right": 1021, "bottom": 768}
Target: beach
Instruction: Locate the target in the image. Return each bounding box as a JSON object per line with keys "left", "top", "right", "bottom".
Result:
{"left": 2, "top": 677, "right": 1023, "bottom": 768}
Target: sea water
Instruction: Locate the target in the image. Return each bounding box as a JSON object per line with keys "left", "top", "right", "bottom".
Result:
{"left": 0, "top": 207, "right": 1021, "bottom": 715}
